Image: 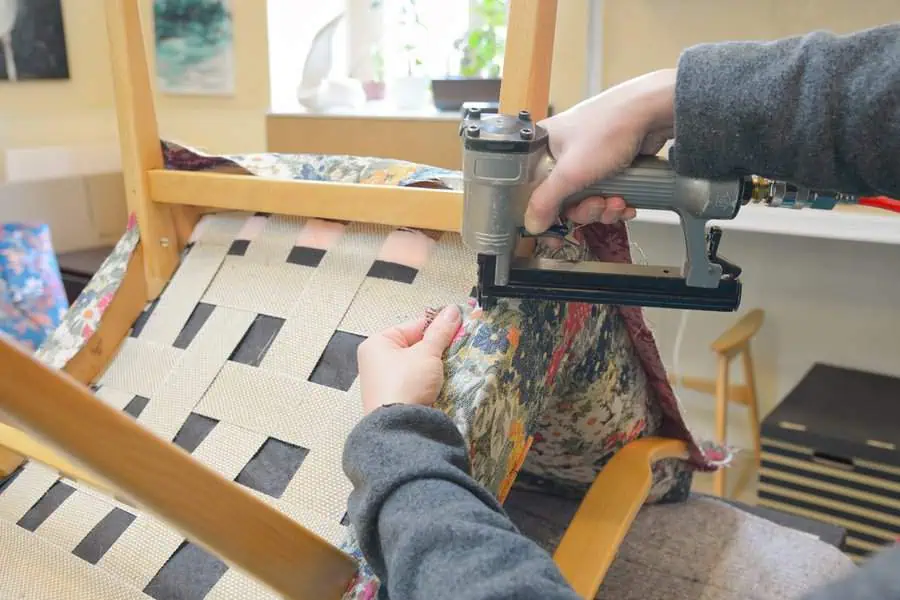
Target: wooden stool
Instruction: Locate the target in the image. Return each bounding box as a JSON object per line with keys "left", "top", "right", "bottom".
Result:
{"left": 669, "top": 309, "right": 765, "bottom": 498}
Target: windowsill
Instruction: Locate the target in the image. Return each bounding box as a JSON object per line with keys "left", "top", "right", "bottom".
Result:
{"left": 268, "top": 100, "right": 461, "bottom": 121}
{"left": 634, "top": 204, "right": 900, "bottom": 245}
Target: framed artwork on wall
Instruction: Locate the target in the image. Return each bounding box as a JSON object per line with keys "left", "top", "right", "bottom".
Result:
{"left": 0, "top": 0, "right": 70, "bottom": 82}
{"left": 153, "top": 0, "right": 235, "bottom": 96}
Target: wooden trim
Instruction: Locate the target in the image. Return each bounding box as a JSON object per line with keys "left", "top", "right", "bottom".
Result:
{"left": 549, "top": 1, "right": 590, "bottom": 111}
{"left": 63, "top": 244, "right": 148, "bottom": 385}
{"left": 0, "top": 422, "right": 119, "bottom": 499}
{"left": 669, "top": 375, "right": 753, "bottom": 406}
{"left": 105, "top": 0, "right": 182, "bottom": 299}
{"left": 149, "top": 170, "right": 464, "bottom": 231}
{"left": 553, "top": 438, "right": 689, "bottom": 599}
{"left": 710, "top": 308, "right": 764, "bottom": 357}
{"left": 713, "top": 355, "right": 729, "bottom": 497}
{"left": 500, "top": 0, "right": 558, "bottom": 120}
{"left": 0, "top": 337, "right": 358, "bottom": 599}
{"left": 0, "top": 400, "right": 24, "bottom": 477}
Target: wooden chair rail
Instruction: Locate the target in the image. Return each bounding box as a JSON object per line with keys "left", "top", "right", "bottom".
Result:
{"left": 148, "top": 170, "right": 464, "bottom": 232}
{"left": 0, "top": 422, "right": 119, "bottom": 500}
{"left": 553, "top": 437, "right": 690, "bottom": 599}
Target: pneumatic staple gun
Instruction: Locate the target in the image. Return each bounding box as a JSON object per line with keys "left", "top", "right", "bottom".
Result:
{"left": 459, "top": 108, "right": 872, "bottom": 313}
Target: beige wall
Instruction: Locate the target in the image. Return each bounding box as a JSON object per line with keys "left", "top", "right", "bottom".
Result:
{"left": 0, "top": 0, "right": 270, "bottom": 153}
{"left": 549, "top": 1, "right": 590, "bottom": 111}
{"left": 598, "top": 0, "right": 900, "bottom": 89}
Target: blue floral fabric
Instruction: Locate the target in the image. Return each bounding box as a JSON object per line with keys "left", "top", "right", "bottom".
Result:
{"left": 0, "top": 223, "right": 69, "bottom": 352}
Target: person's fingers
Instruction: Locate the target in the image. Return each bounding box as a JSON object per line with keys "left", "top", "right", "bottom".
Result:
{"left": 356, "top": 336, "right": 377, "bottom": 366}
{"left": 526, "top": 139, "right": 635, "bottom": 234}
{"left": 565, "top": 196, "right": 607, "bottom": 224}
{"left": 601, "top": 196, "right": 627, "bottom": 224}
{"left": 524, "top": 158, "right": 586, "bottom": 234}
{"left": 421, "top": 305, "right": 461, "bottom": 354}
{"left": 377, "top": 317, "right": 429, "bottom": 349}
{"left": 622, "top": 206, "right": 637, "bottom": 221}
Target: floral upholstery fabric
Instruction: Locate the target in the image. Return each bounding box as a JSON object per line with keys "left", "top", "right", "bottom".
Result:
{"left": 34, "top": 216, "right": 140, "bottom": 370}
{"left": 0, "top": 223, "right": 69, "bottom": 352}
{"left": 440, "top": 299, "right": 683, "bottom": 505}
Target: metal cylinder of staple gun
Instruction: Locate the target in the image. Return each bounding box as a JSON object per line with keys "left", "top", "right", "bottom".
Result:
{"left": 460, "top": 110, "right": 552, "bottom": 285}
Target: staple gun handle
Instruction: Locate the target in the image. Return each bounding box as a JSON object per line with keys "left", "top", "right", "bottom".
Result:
{"left": 559, "top": 155, "right": 745, "bottom": 289}
{"left": 560, "top": 156, "right": 677, "bottom": 211}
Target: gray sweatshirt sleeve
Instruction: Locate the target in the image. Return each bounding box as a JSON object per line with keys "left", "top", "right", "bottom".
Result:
{"left": 342, "top": 404, "right": 581, "bottom": 600}
{"left": 342, "top": 405, "right": 900, "bottom": 600}
{"left": 671, "top": 24, "right": 900, "bottom": 197}
{"left": 803, "top": 543, "right": 900, "bottom": 600}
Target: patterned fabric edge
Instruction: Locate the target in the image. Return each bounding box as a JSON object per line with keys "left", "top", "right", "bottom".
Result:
{"left": 581, "top": 223, "right": 729, "bottom": 470}
{"left": 34, "top": 215, "right": 140, "bottom": 370}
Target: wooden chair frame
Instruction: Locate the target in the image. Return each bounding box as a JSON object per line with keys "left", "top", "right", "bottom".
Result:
{"left": 0, "top": 1, "right": 690, "bottom": 598}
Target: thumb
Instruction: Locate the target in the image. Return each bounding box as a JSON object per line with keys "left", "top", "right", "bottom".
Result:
{"left": 421, "top": 305, "right": 462, "bottom": 354}
{"left": 524, "top": 158, "right": 585, "bottom": 234}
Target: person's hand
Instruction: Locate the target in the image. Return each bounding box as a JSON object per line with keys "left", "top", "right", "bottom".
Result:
{"left": 357, "top": 305, "right": 462, "bottom": 415}
{"left": 525, "top": 68, "right": 677, "bottom": 234}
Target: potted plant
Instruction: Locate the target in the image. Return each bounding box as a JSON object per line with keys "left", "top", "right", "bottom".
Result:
{"left": 387, "top": 0, "right": 431, "bottom": 110}
{"left": 361, "top": 45, "right": 385, "bottom": 101}
{"left": 431, "top": 0, "right": 507, "bottom": 112}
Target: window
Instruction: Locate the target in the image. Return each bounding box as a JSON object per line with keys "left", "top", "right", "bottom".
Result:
{"left": 377, "top": 0, "right": 472, "bottom": 81}
{"left": 267, "top": 0, "right": 508, "bottom": 112}
{"left": 267, "top": 0, "right": 345, "bottom": 112}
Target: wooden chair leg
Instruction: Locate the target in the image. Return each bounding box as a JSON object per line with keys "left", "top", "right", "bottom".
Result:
{"left": 713, "top": 355, "right": 730, "bottom": 497}
{"left": 741, "top": 344, "right": 762, "bottom": 470}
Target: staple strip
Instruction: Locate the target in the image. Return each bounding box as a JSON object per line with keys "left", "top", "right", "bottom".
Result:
{"left": 137, "top": 307, "right": 256, "bottom": 441}
{"left": 260, "top": 222, "right": 390, "bottom": 378}
{"left": 190, "top": 422, "right": 267, "bottom": 482}
{"left": 97, "top": 339, "right": 183, "bottom": 399}
{"left": 96, "top": 513, "right": 184, "bottom": 591}
{"left": 32, "top": 489, "right": 112, "bottom": 552}
{"left": 0, "top": 520, "right": 148, "bottom": 599}
{"left": 202, "top": 258, "right": 315, "bottom": 318}
{"left": 140, "top": 244, "right": 230, "bottom": 347}
{"left": 0, "top": 463, "right": 60, "bottom": 523}
{"left": 243, "top": 215, "right": 307, "bottom": 263}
